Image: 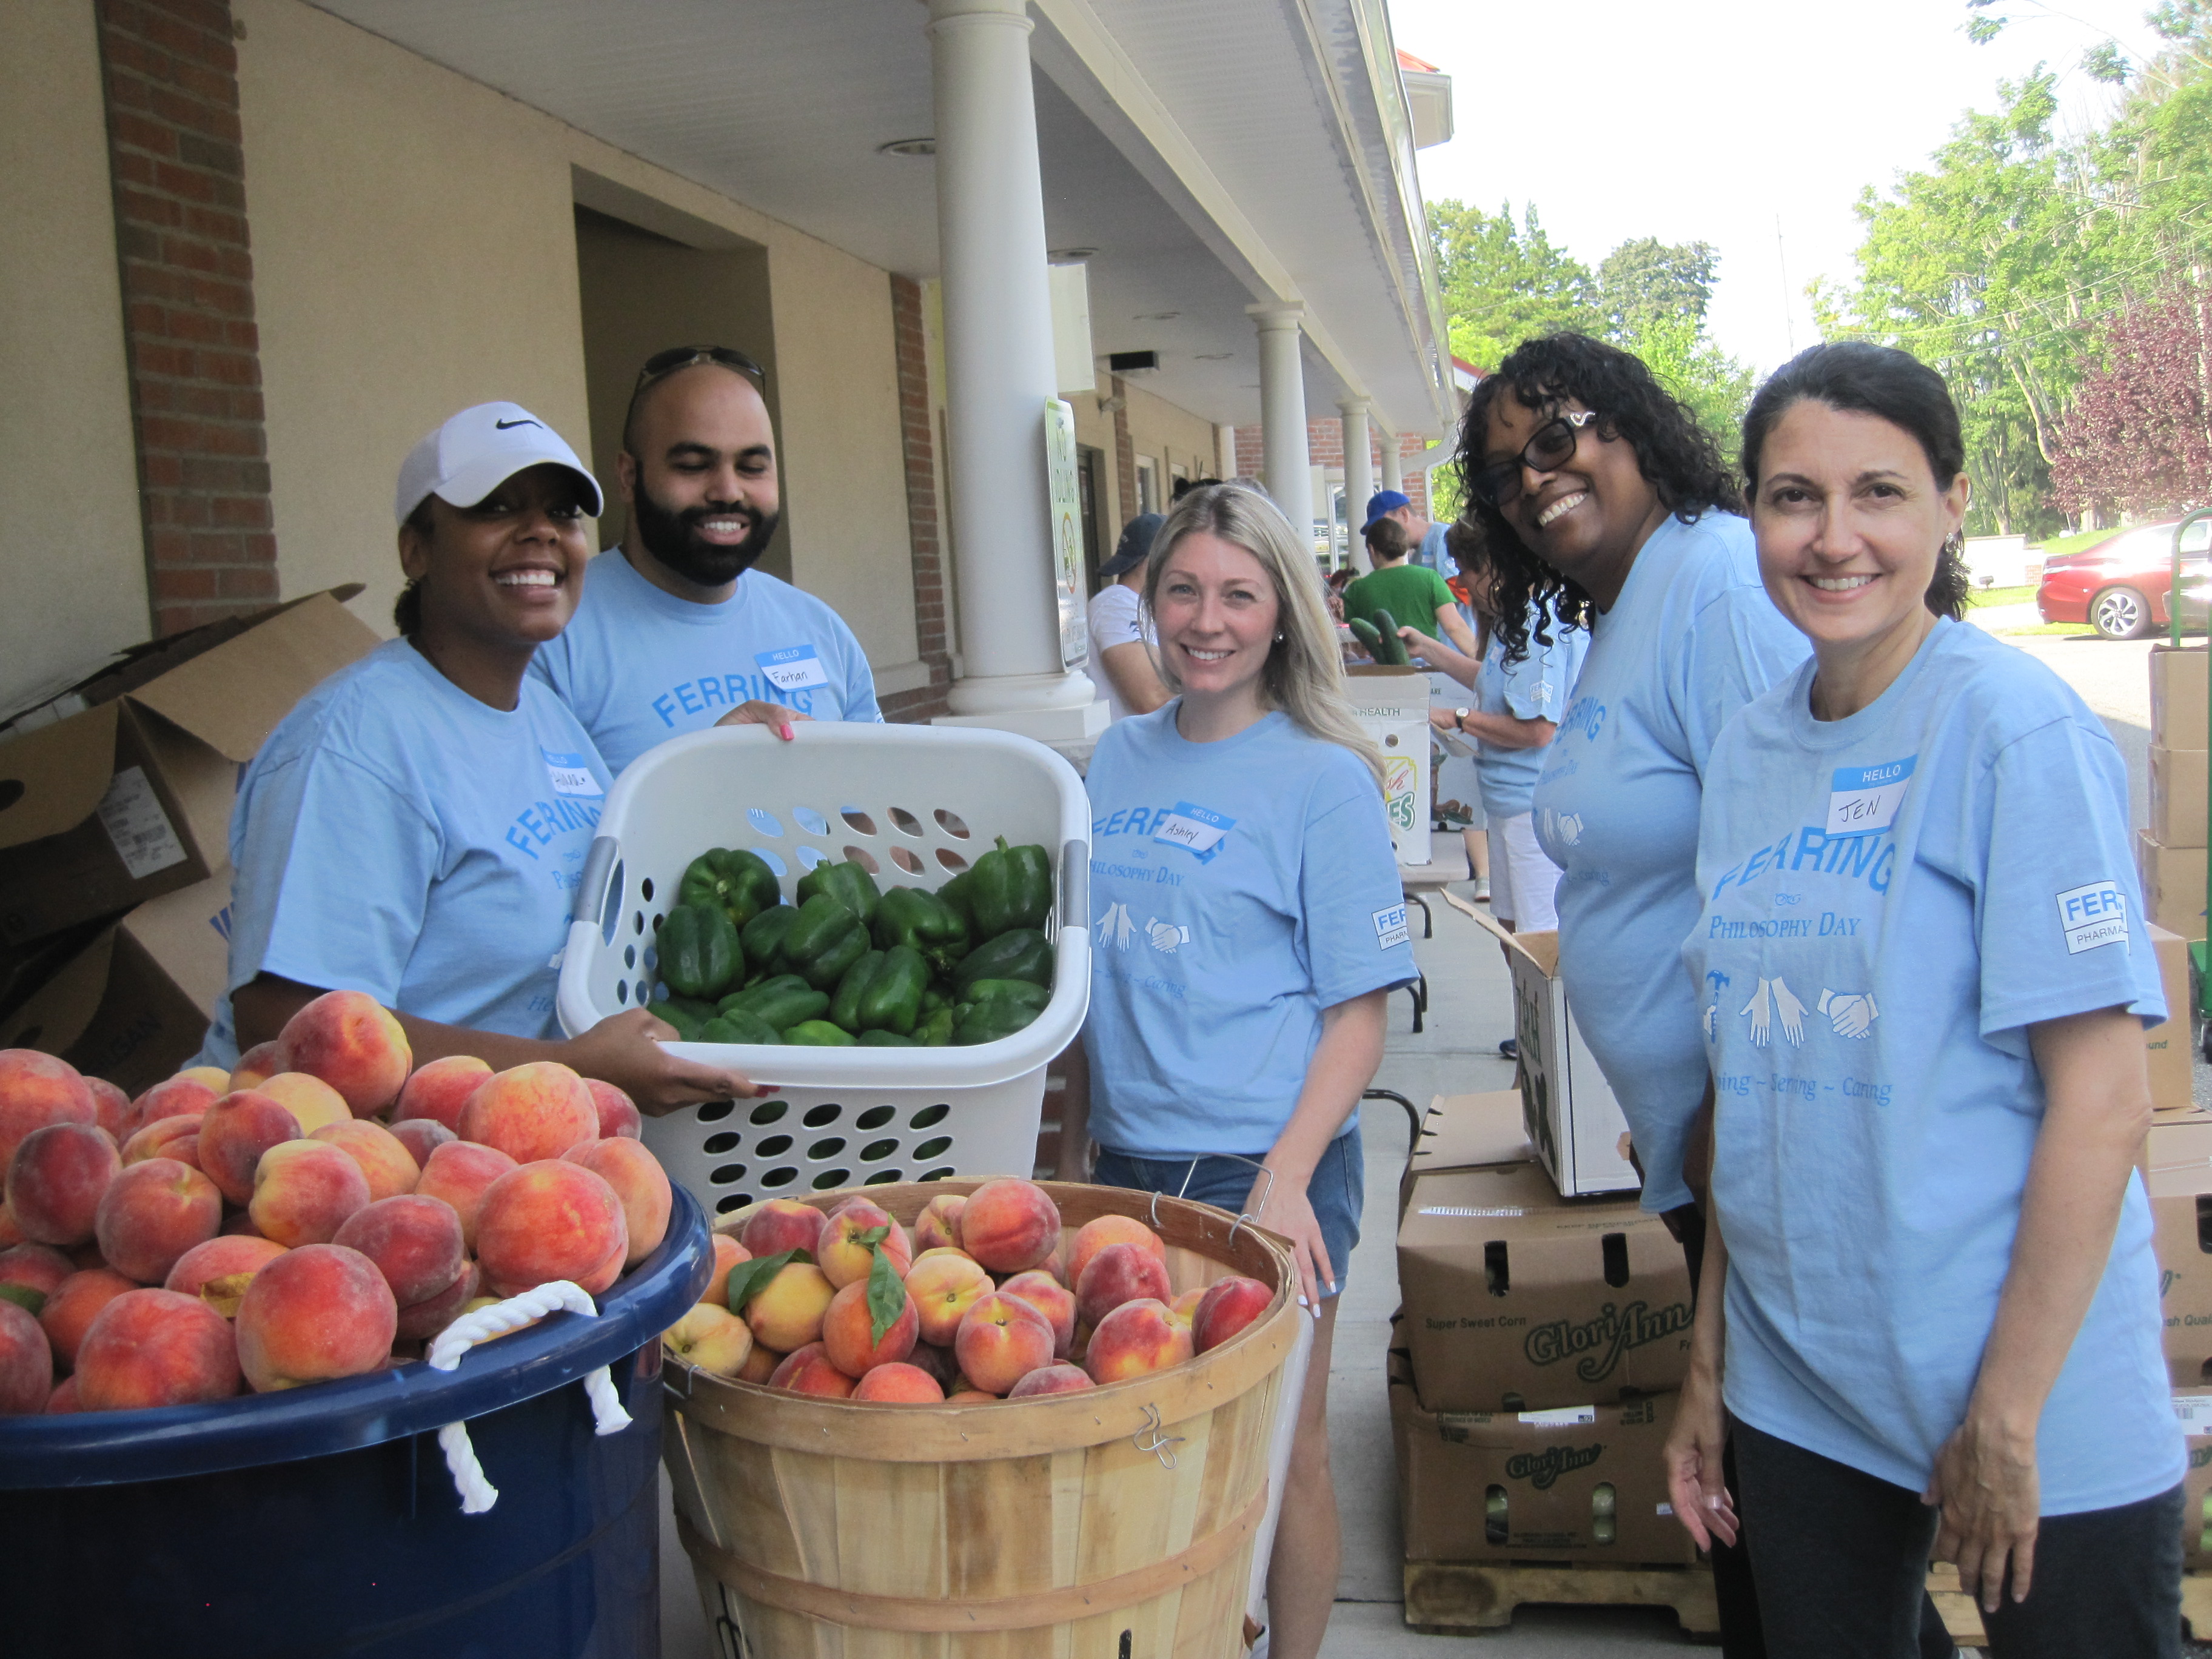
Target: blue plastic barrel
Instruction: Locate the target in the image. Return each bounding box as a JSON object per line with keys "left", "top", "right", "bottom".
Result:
{"left": 0, "top": 1187, "right": 709, "bottom": 1659}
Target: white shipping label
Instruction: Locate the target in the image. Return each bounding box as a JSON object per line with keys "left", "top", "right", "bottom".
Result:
{"left": 1826, "top": 757, "right": 1916, "bottom": 835}
{"left": 96, "top": 765, "right": 189, "bottom": 880}
{"left": 2173, "top": 1395, "right": 2212, "bottom": 1434}
{"left": 756, "top": 644, "right": 829, "bottom": 691}
{"left": 1517, "top": 1406, "right": 1597, "bottom": 1427}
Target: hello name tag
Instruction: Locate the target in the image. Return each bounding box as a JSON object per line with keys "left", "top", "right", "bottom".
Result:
{"left": 1826, "top": 757, "right": 1916, "bottom": 835}
{"left": 756, "top": 644, "right": 829, "bottom": 691}
{"left": 1154, "top": 801, "right": 1234, "bottom": 862}
{"left": 541, "top": 748, "right": 602, "bottom": 797}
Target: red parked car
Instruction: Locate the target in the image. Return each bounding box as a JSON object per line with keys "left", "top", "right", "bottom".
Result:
{"left": 2036, "top": 518, "right": 2212, "bottom": 638}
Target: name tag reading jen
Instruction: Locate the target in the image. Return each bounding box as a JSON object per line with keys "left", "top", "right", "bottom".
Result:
{"left": 756, "top": 644, "right": 830, "bottom": 692}
{"left": 540, "top": 748, "right": 602, "bottom": 797}
{"left": 1154, "top": 801, "right": 1235, "bottom": 863}
{"left": 1826, "top": 757, "right": 1917, "bottom": 835}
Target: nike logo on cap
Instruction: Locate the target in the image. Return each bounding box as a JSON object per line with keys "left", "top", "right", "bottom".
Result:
{"left": 494, "top": 417, "right": 541, "bottom": 431}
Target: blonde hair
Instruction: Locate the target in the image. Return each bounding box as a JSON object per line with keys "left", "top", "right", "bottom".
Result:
{"left": 1141, "top": 484, "right": 1385, "bottom": 789}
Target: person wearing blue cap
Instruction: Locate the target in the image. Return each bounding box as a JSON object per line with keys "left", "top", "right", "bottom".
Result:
{"left": 1085, "top": 512, "right": 1170, "bottom": 723}
{"left": 1362, "top": 487, "right": 1451, "bottom": 571}
{"left": 198, "top": 402, "right": 757, "bottom": 1113}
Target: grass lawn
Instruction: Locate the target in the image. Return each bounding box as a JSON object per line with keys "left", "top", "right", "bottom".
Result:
{"left": 2032, "top": 526, "right": 2119, "bottom": 559}
{"left": 1996, "top": 621, "right": 2094, "bottom": 636}
{"left": 1966, "top": 585, "right": 2037, "bottom": 608}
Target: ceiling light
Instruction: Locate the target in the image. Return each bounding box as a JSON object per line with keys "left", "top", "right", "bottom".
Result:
{"left": 877, "top": 137, "right": 935, "bottom": 156}
{"left": 1048, "top": 246, "right": 1098, "bottom": 264}
{"left": 1135, "top": 311, "right": 1181, "bottom": 321}
{"left": 1195, "top": 352, "right": 1234, "bottom": 361}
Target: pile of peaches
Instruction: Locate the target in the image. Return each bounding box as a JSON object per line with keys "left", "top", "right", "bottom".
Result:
{"left": 0, "top": 991, "right": 672, "bottom": 1416}
{"left": 666, "top": 1178, "right": 1273, "bottom": 1403}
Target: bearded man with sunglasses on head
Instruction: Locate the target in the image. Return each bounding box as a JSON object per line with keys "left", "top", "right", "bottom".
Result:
{"left": 530, "top": 346, "right": 880, "bottom": 772}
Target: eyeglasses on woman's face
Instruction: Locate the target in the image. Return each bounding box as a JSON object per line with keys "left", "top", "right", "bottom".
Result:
{"left": 1470, "top": 408, "right": 1598, "bottom": 510}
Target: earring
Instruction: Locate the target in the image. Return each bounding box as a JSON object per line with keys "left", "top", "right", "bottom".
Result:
{"left": 1274, "top": 633, "right": 1285, "bottom": 642}
{"left": 1942, "top": 529, "right": 1965, "bottom": 558}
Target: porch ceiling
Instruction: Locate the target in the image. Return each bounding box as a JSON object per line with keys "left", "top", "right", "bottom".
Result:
{"left": 307, "top": 0, "right": 1450, "bottom": 437}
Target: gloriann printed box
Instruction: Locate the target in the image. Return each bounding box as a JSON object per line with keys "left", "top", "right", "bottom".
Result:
{"left": 1396, "top": 1162, "right": 1692, "bottom": 1412}
{"left": 1345, "top": 665, "right": 1431, "bottom": 866}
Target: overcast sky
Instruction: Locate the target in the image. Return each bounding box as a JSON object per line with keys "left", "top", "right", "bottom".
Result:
{"left": 1389, "top": 0, "right": 2167, "bottom": 375}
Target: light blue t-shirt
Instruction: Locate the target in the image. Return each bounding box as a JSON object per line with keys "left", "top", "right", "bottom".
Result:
{"left": 1473, "top": 603, "right": 1587, "bottom": 819}
{"left": 1082, "top": 706, "right": 1418, "bottom": 1155}
{"left": 1415, "top": 520, "right": 1451, "bottom": 571}
{"left": 1531, "top": 512, "right": 1807, "bottom": 1213}
{"left": 195, "top": 639, "right": 611, "bottom": 1068}
{"left": 529, "top": 548, "right": 881, "bottom": 774}
{"left": 1684, "top": 618, "right": 2179, "bottom": 1513}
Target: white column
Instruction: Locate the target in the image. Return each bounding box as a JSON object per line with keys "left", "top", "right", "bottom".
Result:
{"left": 1339, "top": 398, "right": 1375, "bottom": 574}
{"left": 927, "top": 0, "right": 1102, "bottom": 740}
{"left": 1380, "top": 431, "right": 1403, "bottom": 494}
{"left": 1245, "top": 302, "right": 1311, "bottom": 554}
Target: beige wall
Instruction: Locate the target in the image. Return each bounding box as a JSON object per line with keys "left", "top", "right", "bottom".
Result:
{"left": 0, "top": 0, "right": 150, "bottom": 712}
{"left": 1122, "top": 383, "right": 1219, "bottom": 496}
{"left": 233, "top": 0, "right": 920, "bottom": 680}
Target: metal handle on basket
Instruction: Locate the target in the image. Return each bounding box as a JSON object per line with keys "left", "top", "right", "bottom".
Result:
{"left": 1150, "top": 1153, "right": 1273, "bottom": 1250}
{"left": 1057, "top": 838, "right": 1089, "bottom": 937}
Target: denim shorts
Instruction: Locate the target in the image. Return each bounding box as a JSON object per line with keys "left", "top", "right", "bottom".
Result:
{"left": 1090, "top": 1128, "right": 1365, "bottom": 1299}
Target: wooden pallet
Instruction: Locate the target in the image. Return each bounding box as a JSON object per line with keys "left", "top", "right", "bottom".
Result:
{"left": 1925, "top": 1565, "right": 2212, "bottom": 1646}
{"left": 1403, "top": 1560, "right": 1719, "bottom": 1636}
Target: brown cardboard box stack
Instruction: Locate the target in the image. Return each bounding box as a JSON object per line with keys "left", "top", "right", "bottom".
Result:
{"left": 1392, "top": 1090, "right": 1697, "bottom": 1571}
{"left": 2143, "top": 646, "right": 2207, "bottom": 940}
{"left": 0, "top": 591, "right": 377, "bottom": 1084}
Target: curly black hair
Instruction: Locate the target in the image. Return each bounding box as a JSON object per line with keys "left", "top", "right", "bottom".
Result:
{"left": 1453, "top": 333, "right": 1742, "bottom": 663}
{"left": 1741, "top": 341, "right": 1971, "bottom": 623}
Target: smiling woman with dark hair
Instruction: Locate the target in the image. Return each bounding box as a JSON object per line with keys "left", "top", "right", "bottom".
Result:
{"left": 1453, "top": 332, "right": 1808, "bottom": 1655}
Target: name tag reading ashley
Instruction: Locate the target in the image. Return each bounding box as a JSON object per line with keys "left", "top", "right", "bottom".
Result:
{"left": 1826, "top": 757, "right": 1916, "bottom": 835}
{"left": 756, "top": 644, "right": 830, "bottom": 692}
{"left": 541, "top": 749, "right": 603, "bottom": 797}
{"left": 1154, "top": 802, "right": 1235, "bottom": 863}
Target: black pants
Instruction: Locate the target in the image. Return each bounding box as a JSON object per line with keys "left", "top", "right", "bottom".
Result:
{"left": 1729, "top": 1416, "right": 2182, "bottom": 1658}
{"left": 1667, "top": 1205, "right": 1957, "bottom": 1659}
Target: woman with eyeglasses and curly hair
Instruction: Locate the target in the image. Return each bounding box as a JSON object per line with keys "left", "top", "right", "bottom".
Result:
{"left": 1455, "top": 333, "right": 1811, "bottom": 1656}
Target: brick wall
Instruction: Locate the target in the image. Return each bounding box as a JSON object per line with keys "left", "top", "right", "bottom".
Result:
{"left": 880, "top": 275, "right": 953, "bottom": 722}
{"left": 1111, "top": 377, "right": 1136, "bottom": 519}
{"left": 1230, "top": 424, "right": 1438, "bottom": 518}
{"left": 96, "top": 0, "right": 276, "bottom": 637}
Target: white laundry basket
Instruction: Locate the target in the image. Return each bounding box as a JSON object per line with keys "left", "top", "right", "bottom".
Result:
{"left": 555, "top": 723, "right": 1091, "bottom": 1221}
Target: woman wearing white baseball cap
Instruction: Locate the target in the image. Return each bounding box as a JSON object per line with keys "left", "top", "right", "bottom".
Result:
{"left": 195, "top": 402, "right": 759, "bottom": 1111}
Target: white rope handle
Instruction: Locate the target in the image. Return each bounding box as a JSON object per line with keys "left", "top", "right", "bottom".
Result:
{"left": 424, "top": 1279, "right": 633, "bottom": 1515}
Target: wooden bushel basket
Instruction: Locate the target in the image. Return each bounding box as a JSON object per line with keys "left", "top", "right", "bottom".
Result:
{"left": 662, "top": 1179, "right": 1304, "bottom": 1657}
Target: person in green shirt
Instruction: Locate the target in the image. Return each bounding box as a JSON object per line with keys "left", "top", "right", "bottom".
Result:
{"left": 1343, "top": 518, "right": 1480, "bottom": 656}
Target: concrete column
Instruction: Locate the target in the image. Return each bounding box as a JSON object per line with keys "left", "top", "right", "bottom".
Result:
{"left": 1245, "top": 301, "right": 1311, "bottom": 555}
{"left": 1339, "top": 398, "right": 1375, "bottom": 574}
{"left": 927, "top": 0, "right": 1102, "bottom": 741}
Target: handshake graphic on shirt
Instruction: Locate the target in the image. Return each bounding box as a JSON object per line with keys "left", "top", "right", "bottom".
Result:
{"left": 1724, "top": 976, "right": 1880, "bottom": 1048}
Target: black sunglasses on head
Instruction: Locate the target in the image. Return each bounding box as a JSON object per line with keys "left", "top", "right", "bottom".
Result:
{"left": 1469, "top": 408, "right": 1597, "bottom": 511}
{"left": 632, "top": 344, "right": 767, "bottom": 393}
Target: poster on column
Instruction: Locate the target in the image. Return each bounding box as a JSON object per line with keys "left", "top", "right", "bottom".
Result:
{"left": 1045, "top": 397, "right": 1087, "bottom": 669}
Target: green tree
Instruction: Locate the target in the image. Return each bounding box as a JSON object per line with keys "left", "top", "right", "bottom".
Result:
{"left": 1597, "top": 238, "right": 1719, "bottom": 337}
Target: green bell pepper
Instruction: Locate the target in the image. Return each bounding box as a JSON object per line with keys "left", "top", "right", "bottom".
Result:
{"left": 652, "top": 996, "right": 716, "bottom": 1039}
{"left": 966, "top": 837, "right": 1051, "bottom": 939}
{"left": 873, "top": 886, "right": 971, "bottom": 974}
{"left": 720, "top": 975, "right": 830, "bottom": 1032}
{"left": 657, "top": 902, "right": 743, "bottom": 999}
{"left": 698, "top": 1008, "right": 783, "bottom": 1045}
{"left": 962, "top": 978, "right": 1051, "bottom": 1014}
{"left": 857, "top": 1029, "right": 919, "bottom": 1047}
{"left": 775, "top": 892, "right": 872, "bottom": 989}
{"left": 795, "top": 858, "right": 882, "bottom": 926}
{"left": 857, "top": 945, "right": 929, "bottom": 1035}
{"left": 783, "top": 1019, "right": 857, "bottom": 1047}
{"left": 678, "top": 847, "right": 783, "bottom": 930}
{"left": 739, "top": 905, "right": 799, "bottom": 977}
{"left": 935, "top": 870, "right": 976, "bottom": 934}
{"left": 919, "top": 982, "right": 951, "bottom": 1016}
{"left": 828, "top": 949, "right": 884, "bottom": 1031}
{"left": 916, "top": 1005, "right": 957, "bottom": 1047}
{"left": 952, "top": 928, "right": 1053, "bottom": 993}
{"left": 952, "top": 996, "right": 1045, "bottom": 1045}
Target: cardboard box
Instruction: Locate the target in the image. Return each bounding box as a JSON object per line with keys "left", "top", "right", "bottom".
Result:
{"left": 1346, "top": 665, "right": 1431, "bottom": 866}
{"left": 2153, "top": 645, "right": 2208, "bottom": 752}
{"left": 0, "top": 865, "right": 232, "bottom": 1096}
{"left": 1399, "top": 1090, "right": 1532, "bottom": 1218}
{"left": 1460, "top": 907, "right": 1638, "bottom": 1197}
{"left": 1397, "top": 1162, "right": 1693, "bottom": 1412}
{"left": 2177, "top": 1389, "right": 2212, "bottom": 1566}
{"left": 2153, "top": 1145, "right": 2212, "bottom": 1386}
{"left": 2153, "top": 746, "right": 2208, "bottom": 850}
{"left": 2146, "top": 925, "right": 2196, "bottom": 1114}
{"left": 1387, "top": 1337, "right": 1697, "bottom": 1565}
{"left": 2141, "top": 832, "right": 2207, "bottom": 943}
{"left": 0, "top": 589, "right": 375, "bottom": 945}
{"left": 2149, "top": 1110, "right": 2212, "bottom": 1201}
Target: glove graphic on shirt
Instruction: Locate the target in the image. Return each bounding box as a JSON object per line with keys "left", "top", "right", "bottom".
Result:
{"left": 1768, "top": 978, "right": 1806, "bottom": 1045}
{"left": 1818, "top": 989, "right": 1879, "bottom": 1038}
{"left": 1741, "top": 977, "right": 1807, "bottom": 1048}
{"left": 1741, "top": 978, "right": 1773, "bottom": 1046}
{"left": 1096, "top": 902, "right": 1136, "bottom": 951}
